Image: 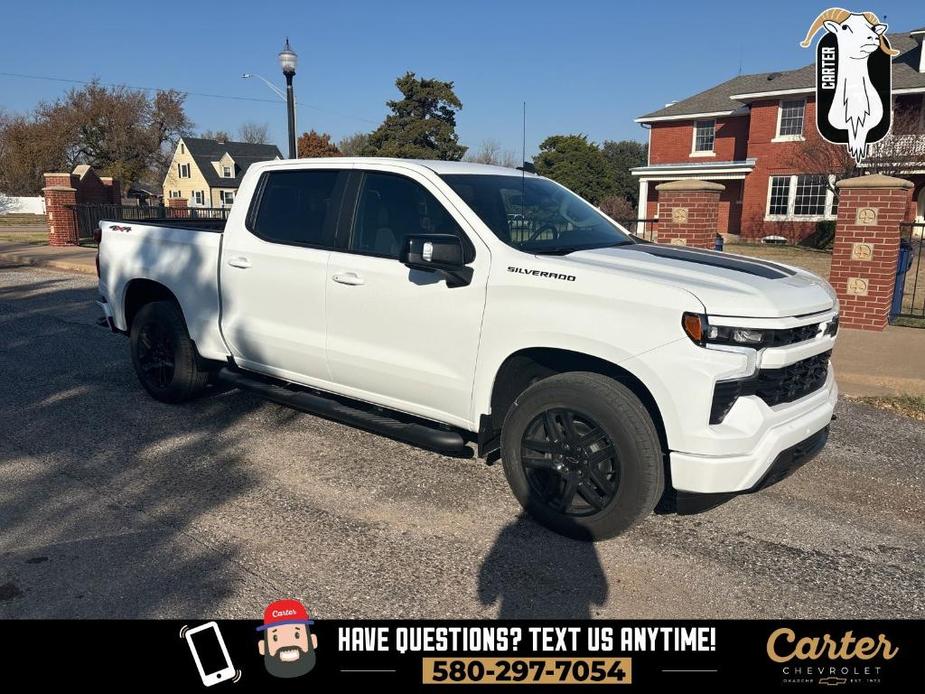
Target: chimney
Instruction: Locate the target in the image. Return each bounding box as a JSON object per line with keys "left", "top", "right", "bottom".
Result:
{"left": 913, "top": 30, "right": 925, "bottom": 72}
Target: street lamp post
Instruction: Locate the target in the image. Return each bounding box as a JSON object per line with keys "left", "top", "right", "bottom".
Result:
{"left": 278, "top": 39, "right": 298, "bottom": 159}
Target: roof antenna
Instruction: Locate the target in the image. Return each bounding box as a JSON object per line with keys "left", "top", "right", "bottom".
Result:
{"left": 737, "top": 42, "right": 743, "bottom": 75}
{"left": 521, "top": 101, "right": 527, "bottom": 229}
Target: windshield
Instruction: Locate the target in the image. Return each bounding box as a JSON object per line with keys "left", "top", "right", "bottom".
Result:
{"left": 440, "top": 174, "right": 634, "bottom": 254}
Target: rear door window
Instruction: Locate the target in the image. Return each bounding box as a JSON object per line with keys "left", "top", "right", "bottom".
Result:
{"left": 249, "top": 170, "right": 345, "bottom": 248}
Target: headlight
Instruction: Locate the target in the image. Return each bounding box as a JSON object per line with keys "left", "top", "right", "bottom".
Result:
{"left": 682, "top": 312, "right": 838, "bottom": 349}
{"left": 682, "top": 312, "right": 768, "bottom": 348}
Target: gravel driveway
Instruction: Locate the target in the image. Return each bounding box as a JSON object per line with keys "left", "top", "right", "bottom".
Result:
{"left": 0, "top": 264, "right": 922, "bottom": 619}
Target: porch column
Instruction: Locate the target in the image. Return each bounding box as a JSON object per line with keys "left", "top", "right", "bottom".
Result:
{"left": 636, "top": 179, "right": 649, "bottom": 235}
{"left": 830, "top": 174, "right": 913, "bottom": 331}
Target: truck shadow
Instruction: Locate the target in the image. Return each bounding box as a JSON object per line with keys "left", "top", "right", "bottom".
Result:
{"left": 477, "top": 513, "right": 608, "bottom": 618}
{"left": 0, "top": 260, "right": 276, "bottom": 618}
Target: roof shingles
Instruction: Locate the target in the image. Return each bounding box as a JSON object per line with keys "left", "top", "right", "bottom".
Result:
{"left": 183, "top": 137, "right": 282, "bottom": 189}
{"left": 638, "top": 31, "right": 924, "bottom": 121}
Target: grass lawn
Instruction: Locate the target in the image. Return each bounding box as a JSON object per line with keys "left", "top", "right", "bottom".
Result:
{"left": 724, "top": 242, "right": 832, "bottom": 279}
{"left": 0, "top": 232, "right": 49, "bottom": 245}
{"left": 847, "top": 394, "right": 925, "bottom": 422}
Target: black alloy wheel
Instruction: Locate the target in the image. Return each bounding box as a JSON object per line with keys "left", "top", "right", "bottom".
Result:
{"left": 137, "top": 321, "right": 176, "bottom": 390}
{"left": 520, "top": 408, "right": 621, "bottom": 517}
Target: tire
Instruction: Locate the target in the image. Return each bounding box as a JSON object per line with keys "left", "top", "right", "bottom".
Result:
{"left": 500, "top": 372, "right": 664, "bottom": 541}
{"left": 130, "top": 300, "right": 209, "bottom": 403}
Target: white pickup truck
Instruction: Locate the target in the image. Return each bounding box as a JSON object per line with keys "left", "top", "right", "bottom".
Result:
{"left": 97, "top": 158, "right": 839, "bottom": 540}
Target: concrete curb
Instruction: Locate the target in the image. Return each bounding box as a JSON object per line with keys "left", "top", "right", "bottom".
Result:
{"left": 0, "top": 250, "right": 97, "bottom": 276}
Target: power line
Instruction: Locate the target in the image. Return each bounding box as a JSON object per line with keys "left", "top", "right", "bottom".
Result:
{"left": 0, "top": 71, "right": 379, "bottom": 125}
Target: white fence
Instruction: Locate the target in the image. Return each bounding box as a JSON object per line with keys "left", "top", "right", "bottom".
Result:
{"left": 0, "top": 196, "right": 46, "bottom": 215}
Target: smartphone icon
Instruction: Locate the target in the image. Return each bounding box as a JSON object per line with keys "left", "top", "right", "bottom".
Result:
{"left": 185, "top": 621, "right": 236, "bottom": 687}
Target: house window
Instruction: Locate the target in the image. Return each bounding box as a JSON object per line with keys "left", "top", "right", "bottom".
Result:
{"left": 222, "top": 165, "right": 233, "bottom": 178}
{"left": 692, "top": 120, "right": 715, "bottom": 153}
{"left": 768, "top": 176, "right": 791, "bottom": 216}
{"left": 793, "top": 175, "right": 827, "bottom": 215}
{"left": 178, "top": 163, "right": 190, "bottom": 178}
{"left": 169, "top": 190, "right": 181, "bottom": 199}
{"left": 180, "top": 144, "right": 185, "bottom": 154}
{"left": 221, "top": 190, "right": 235, "bottom": 205}
{"left": 767, "top": 174, "right": 836, "bottom": 218}
{"left": 193, "top": 191, "right": 205, "bottom": 206}
{"left": 777, "top": 100, "right": 805, "bottom": 138}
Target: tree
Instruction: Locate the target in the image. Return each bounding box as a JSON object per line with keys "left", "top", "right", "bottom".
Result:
{"left": 464, "top": 139, "right": 517, "bottom": 168}
{"left": 0, "top": 83, "right": 191, "bottom": 194}
{"left": 297, "top": 130, "right": 341, "bottom": 158}
{"left": 238, "top": 121, "right": 270, "bottom": 144}
{"left": 599, "top": 195, "right": 637, "bottom": 221}
{"left": 0, "top": 111, "right": 70, "bottom": 195}
{"left": 600, "top": 140, "right": 647, "bottom": 205}
{"left": 363, "top": 72, "right": 466, "bottom": 160}
{"left": 337, "top": 132, "right": 370, "bottom": 156}
{"left": 200, "top": 129, "right": 232, "bottom": 142}
{"left": 532, "top": 134, "right": 614, "bottom": 205}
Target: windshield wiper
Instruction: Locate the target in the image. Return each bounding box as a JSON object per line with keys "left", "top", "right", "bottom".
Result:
{"left": 528, "top": 240, "right": 635, "bottom": 256}
{"left": 528, "top": 247, "right": 580, "bottom": 255}
{"left": 589, "top": 240, "right": 635, "bottom": 249}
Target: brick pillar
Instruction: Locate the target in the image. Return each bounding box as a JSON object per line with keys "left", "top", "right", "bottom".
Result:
{"left": 655, "top": 179, "right": 724, "bottom": 248}
{"left": 830, "top": 174, "right": 914, "bottom": 331}
{"left": 42, "top": 173, "right": 79, "bottom": 246}
{"left": 906, "top": 198, "right": 918, "bottom": 223}
{"left": 165, "top": 197, "right": 187, "bottom": 219}
{"left": 101, "top": 177, "right": 121, "bottom": 204}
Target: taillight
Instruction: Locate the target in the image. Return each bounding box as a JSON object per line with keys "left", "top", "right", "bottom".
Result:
{"left": 94, "top": 224, "right": 102, "bottom": 277}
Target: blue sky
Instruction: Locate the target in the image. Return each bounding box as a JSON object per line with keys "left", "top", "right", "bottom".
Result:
{"left": 0, "top": 1, "right": 920, "bottom": 157}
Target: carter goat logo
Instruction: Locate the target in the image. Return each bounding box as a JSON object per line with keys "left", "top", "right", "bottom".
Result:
{"left": 801, "top": 8, "right": 897, "bottom": 163}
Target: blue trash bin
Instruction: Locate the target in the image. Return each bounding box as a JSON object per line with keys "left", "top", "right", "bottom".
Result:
{"left": 890, "top": 239, "right": 914, "bottom": 321}
{"left": 714, "top": 233, "right": 724, "bottom": 252}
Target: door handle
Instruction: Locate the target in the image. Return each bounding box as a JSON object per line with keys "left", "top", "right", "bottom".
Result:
{"left": 227, "top": 256, "right": 251, "bottom": 269}
{"left": 332, "top": 272, "right": 365, "bottom": 286}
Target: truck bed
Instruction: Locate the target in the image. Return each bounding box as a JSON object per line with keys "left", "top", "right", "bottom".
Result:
{"left": 97, "top": 220, "right": 230, "bottom": 361}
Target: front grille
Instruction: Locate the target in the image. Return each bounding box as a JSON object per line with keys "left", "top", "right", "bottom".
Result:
{"left": 710, "top": 350, "right": 831, "bottom": 424}
{"left": 764, "top": 322, "right": 823, "bottom": 347}
{"left": 752, "top": 350, "right": 832, "bottom": 407}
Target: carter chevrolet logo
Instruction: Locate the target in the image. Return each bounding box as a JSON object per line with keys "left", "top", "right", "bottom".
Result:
{"left": 801, "top": 8, "right": 897, "bottom": 163}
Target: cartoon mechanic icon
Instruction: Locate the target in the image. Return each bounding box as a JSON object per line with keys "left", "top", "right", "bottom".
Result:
{"left": 257, "top": 599, "right": 318, "bottom": 678}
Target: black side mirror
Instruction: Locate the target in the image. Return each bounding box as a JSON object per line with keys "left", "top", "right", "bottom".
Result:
{"left": 400, "top": 234, "right": 473, "bottom": 287}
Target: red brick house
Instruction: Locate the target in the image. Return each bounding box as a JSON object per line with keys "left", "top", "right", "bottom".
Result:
{"left": 632, "top": 28, "right": 925, "bottom": 242}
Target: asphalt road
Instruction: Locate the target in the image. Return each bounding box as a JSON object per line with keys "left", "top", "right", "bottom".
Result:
{"left": 0, "top": 264, "right": 922, "bottom": 619}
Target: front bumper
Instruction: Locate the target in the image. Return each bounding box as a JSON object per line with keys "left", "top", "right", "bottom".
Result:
{"left": 669, "top": 372, "right": 837, "bottom": 494}
{"left": 674, "top": 425, "right": 830, "bottom": 514}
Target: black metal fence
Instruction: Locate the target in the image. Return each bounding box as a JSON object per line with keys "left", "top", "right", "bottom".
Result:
{"left": 895, "top": 222, "right": 925, "bottom": 323}
{"left": 615, "top": 218, "right": 658, "bottom": 242}
{"left": 69, "top": 203, "right": 230, "bottom": 241}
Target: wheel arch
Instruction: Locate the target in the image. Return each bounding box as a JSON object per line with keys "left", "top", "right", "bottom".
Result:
{"left": 122, "top": 278, "right": 185, "bottom": 334}
{"left": 482, "top": 347, "right": 668, "bottom": 457}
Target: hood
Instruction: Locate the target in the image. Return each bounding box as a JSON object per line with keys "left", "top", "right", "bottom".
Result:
{"left": 563, "top": 244, "right": 835, "bottom": 318}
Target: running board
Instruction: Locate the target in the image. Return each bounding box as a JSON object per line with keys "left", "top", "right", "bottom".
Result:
{"left": 216, "top": 367, "right": 470, "bottom": 456}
